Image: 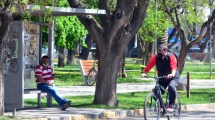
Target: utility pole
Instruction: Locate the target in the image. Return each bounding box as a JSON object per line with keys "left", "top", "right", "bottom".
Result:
{"left": 154, "top": 0, "right": 158, "bottom": 76}
{"left": 209, "top": 0, "right": 213, "bottom": 79}
{"left": 154, "top": 0, "right": 158, "bottom": 54}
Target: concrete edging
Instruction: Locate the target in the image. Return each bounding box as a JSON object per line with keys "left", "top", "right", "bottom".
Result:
{"left": 17, "top": 103, "right": 215, "bottom": 120}
{"left": 91, "top": 103, "right": 215, "bottom": 119}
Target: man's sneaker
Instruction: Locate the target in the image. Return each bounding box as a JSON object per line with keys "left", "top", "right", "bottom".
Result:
{"left": 166, "top": 104, "right": 174, "bottom": 112}
{"left": 61, "top": 101, "right": 71, "bottom": 110}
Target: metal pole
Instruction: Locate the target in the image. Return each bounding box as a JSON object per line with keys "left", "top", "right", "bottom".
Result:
{"left": 48, "top": 19, "right": 55, "bottom": 68}
{"left": 47, "top": 19, "right": 55, "bottom": 107}
{"left": 39, "top": 15, "right": 42, "bottom": 60}
{"left": 209, "top": 0, "right": 213, "bottom": 79}
{"left": 154, "top": 0, "right": 158, "bottom": 76}
{"left": 187, "top": 72, "right": 190, "bottom": 98}
{"left": 155, "top": 0, "right": 158, "bottom": 53}
{"left": 210, "top": 22, "right": 213, "bottom": 79}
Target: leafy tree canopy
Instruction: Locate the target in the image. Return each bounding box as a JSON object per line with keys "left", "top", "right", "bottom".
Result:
{"left": 138, "top": 0, "right": 171, "bottom": 43}
{"left": 55, "top": 0, "right": 87, "bottom": 50}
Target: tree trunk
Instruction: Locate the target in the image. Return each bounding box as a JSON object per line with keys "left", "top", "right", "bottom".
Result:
{"left": 143, "top": 42, "right": 153, "bottom": 65}
{"left": 68, "top": 0, "right": 150, "bottom": 107}
{"left": 67, "top": 49, "right": 77, "bottom": 65}
{"left": 80, "top": 34, "right": 93, "bottom": 60}
{"left": 0, "top": 51, "right": 4, "bottom": 115}
{"left": 58, "top": 46, "right": 65, "bottom": 67}
{"left": 93, "top": 53, "right": 121, "bottom": 106}
{"left": 137, "top": 36, "right": 143, "bottom": 58}
{"left": 118, "top": 55, "right": 127, "bottom": 78}
{"left": 67, "top": 49, "right": 72, "bottom": 65}
{"left": 0, "top": 11, "right": 13, "bottom": 114}
{"left": 178, "top": 41, "right": 189, "bottom": 74}
{"left": 121, "top": 57, "right": 127, "bottom": 78}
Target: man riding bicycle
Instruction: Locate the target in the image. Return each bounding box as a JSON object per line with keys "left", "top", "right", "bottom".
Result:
{"left": 141, "top": 44, "right": 180, "bottom": 112}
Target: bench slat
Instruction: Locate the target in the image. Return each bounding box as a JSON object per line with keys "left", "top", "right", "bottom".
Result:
{"left": 81, "top": 62, "right": 94, "bottom": 65}
{"left": 24, "top": 88, "right": 42, "bottom": 94}
{"left": 81, "top": 60, "right": 94, "bottom": 63}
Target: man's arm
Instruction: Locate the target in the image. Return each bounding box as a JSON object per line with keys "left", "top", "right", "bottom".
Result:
{"left": 168, "top": 54, "right": 177, "bottom": 78}
{"left": 143, "top": 55, "right": 156, "bottom": 73}
{"left": 141, "top": 55, "right": 156, "bottom": 77}
{"left": 35, "top": 75, "right": 48, "bottom": 84}
{"left": 36, "top": 75, "right": 53, "bottom": 85}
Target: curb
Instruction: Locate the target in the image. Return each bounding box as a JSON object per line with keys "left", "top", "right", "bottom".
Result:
{"left": 181, "top": 103, "right": 215, "bottom": 111}
{"left": 18, "top": 103, "right": 215, "bottom": 120}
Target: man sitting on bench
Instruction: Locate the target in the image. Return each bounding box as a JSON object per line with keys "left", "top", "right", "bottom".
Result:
{"left": 34, "top": 55, "right": 71, "bottom": 110}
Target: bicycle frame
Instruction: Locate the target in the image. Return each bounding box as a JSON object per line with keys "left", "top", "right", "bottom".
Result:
{"left": 147, "top": 76, "right": 169, "bottom": 113}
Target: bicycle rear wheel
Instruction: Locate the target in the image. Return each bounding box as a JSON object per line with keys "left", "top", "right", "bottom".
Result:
{"left": 144, "top": 92, "right": 161, "bottom": 120}
{"left": 86, "top": 68, "right": 97, "bottom": 86}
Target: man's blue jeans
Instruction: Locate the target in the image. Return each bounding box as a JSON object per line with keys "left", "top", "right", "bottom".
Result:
{"left": 37, "top": 83, "right": 68, "bottom": 106}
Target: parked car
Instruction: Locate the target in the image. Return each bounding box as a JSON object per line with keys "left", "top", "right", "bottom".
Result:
{"left": 129, "top": 47, "right": 138, "bottom": 58}
{"left": 188, "top": 47, "right": 200, "bottom": 53}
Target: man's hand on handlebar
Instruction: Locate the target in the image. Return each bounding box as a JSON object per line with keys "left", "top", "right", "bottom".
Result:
{"left": 167, "top": 74, "right": 174, "bottom": 79}
{"left": 141, "top": 73, "right": 147, "bottom": 78}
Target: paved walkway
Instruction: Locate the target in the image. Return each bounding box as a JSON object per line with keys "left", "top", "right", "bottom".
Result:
{"left": 6, "top": 79, "right": 215, "bottom": 120}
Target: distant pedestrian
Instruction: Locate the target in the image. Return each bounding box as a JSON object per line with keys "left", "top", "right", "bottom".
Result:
{"left": 34, "top": 55, "right": 71, "bottom": 110}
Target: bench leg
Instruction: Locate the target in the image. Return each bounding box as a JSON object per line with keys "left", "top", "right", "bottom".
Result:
{"left": 47, "top": 93, "right": 52, "bottom": 107}
{"left": 37, "top": 93, "right": 41, "bottom": 108}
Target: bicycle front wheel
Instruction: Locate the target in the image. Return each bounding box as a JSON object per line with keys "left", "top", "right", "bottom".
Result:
{"left": 86, "top": 68, "right": 97, "bottom": 86}
{"left": 144, "top": 92, "right": 161, "bottom": 120}
{"left": 170, "top": 92, "right": 181, "bottom": 120}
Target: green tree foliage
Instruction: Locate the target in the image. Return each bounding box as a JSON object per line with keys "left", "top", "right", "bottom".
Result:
{"left": 138, "top": 1, "right": 171, "bottom": 43}
{"left": 55, "top": 0, "right": 87, "bottom": 50}
{"left": 181, "top": 0, "right": 210, "bottom": 37}
{"left": 83, "top": 0, "right": 98, "bottom": 8}
{"left": 55, "top": 16, "right": 87, "bottom": 50}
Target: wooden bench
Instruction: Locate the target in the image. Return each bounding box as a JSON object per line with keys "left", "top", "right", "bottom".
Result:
{"left": 24, "top": 88, "right": 52, "bottom": 108}
{"left": 79, "top": 60, "right": 97, "bottom": 85}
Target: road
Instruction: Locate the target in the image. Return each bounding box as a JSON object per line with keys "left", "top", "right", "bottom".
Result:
{"left": 108, "top": 110, "right": 215, "bottom": 120}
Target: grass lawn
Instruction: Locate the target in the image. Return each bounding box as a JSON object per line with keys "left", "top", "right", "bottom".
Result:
{"left": 53, "top": 61, "right": 215, "bottom": 86}
{"left": 42, "top": 60, "right": 215, "bottom": 110}
{"left": 25, "top": 88, "right": 215, "bottom": 110}
{"left": 54, "top": 65, "right": 83, "bottom": 86}
{"left": 54, "top": 64, "right": 154, "bottom": 86}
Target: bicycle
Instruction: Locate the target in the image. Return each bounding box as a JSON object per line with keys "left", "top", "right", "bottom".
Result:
{"left": 86, "top": 60, "right": 98, "bottom": 86}
{"left": 144, "top": 76, "right": 181, "bottom": 120}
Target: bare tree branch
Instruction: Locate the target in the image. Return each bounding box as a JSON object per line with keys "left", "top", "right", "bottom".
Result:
{"left": 168, "top": 33, "right": 179, "bottom": 48}
{"left": 189, "top": 9, "right": 215, "bottom": 46}
{"left": 130, "top": 0, "right": 150, "bottom": 35}
{"left": 168, "top": 28, "right": 177, "bottom": 43}
{"left": 107, "top": 0, "right": 135, "bottom": 46}
{"left": 175, "top": 7, "right": 182, "bottom": 29}
{"left": 162, "top": 0, "right": 176, "bottom": 27}
{"left": 0, "top": 0, "right": 13, "bottom": 46}
{"left": 67, "top": 0, "right": 104, "bottom": 44}
{"left": 99, "top": 0, "right": 111, "bottom": 28}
